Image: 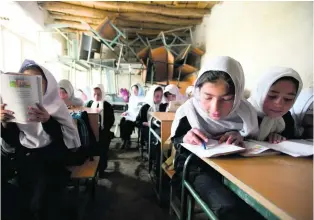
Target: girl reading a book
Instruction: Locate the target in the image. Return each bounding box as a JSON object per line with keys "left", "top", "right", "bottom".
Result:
{"left": 85, "top": 84, "right": 115, "bottom": 178}
{"left": 1, "top": 59, "right": 81, "bottom": 220}
{"left": 120, "top": 83, "right": 145, "bottom": 149}
{"left": 248, "top": 67, "right": 303, "bottom": 143}
{"left": 290, "top": 87, "right": 313, "bottom": 139}
{"left": 171, "top": 56, "right": 262, "bottom": 220}
{"left": 58, "top": 79, "right": 84, "bottom": 107}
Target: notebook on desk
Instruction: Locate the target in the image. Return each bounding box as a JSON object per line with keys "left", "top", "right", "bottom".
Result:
{"left": 181, "top": 139, "right": 314, "bottom": 158}
{"left": 167, "top": 100, "right": 184, "bottom": 112}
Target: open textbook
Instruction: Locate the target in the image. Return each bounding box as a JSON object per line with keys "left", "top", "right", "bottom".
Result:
{"left": 1, "top": 73, "right": 43, "bottom": 124}
{"left": 247, "top": 139, "right": 313, "bottom": 157}
{"left": 181, "top": 139, "right": 313, "bottom": 158}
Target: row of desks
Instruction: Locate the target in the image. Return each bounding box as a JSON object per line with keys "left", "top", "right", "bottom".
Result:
{"left": 149, "top": 112, "right": 313, "bottom": 220}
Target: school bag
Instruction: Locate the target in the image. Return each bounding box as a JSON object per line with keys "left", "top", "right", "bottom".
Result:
{"left": 67, "top": 111, "right": 96, "bottom": 166}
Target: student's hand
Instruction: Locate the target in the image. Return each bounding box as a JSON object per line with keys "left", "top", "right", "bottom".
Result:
{"left": 0, "top": 104, "right": 14, "bottom": 123}
{"left": 122, "top": 112, "right": 128, "bottom": 116}
{"left": 219, "top": 131, "right": 244, "bottom": 147}
{"left": 267, "top": 133, "right": 286, "bottom": 144}
{"left": 143, "top": 122, "right": 149, "bottom": 126}
{"left": 183, "top": 128, "right": 208, "bottom": 146}
{"left": 28, "top": 103, "right": 50, "bottom": 123}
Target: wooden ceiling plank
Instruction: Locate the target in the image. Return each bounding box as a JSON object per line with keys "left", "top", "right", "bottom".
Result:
{"left": 118, "top": 12, "right": 202, "bottom": 26}
{"left": 41, "top": 2, "right": 203, "bottom": 26}
{"left": 62, "top": 1, "right": 208, "bottom": 19}
{"left": 39, "top": 2, "right": 118, "bottom": 19}
{"left": 49, "top": 13, "right": 194, "bottom": 31}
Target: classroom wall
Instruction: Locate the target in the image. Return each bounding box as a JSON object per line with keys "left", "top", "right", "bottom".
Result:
{"left": 193, "top": 1, "right": 313, "bottom": 91}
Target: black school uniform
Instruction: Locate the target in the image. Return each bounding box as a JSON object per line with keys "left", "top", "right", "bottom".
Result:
{"left": 86, "top": 100, "right": 115, "bottom": 172}
{"left": 135, "top": 103, "right": 168, "bottom": 144}
{"left": 171, "top": 116, "right": 265, "bottom": 220}
{"left": 1, "top": 117, "right": 69, "bottom": 220}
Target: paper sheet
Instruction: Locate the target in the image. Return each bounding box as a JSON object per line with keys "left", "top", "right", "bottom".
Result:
{"left": 181, "top": 142, "right": 245, "bottom": 158}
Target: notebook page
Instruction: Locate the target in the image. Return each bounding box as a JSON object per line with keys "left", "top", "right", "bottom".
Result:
{"left": 181, "top": 143, "right": 245, "bottom": 158}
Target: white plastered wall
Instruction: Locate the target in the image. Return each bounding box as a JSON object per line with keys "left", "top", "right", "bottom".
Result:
{"left": 193, "top": 1, "right": 313, "bottom": 91}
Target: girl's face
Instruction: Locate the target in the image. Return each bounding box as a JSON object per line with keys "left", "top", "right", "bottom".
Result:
{"left": 23, "top": 69, "right": 47, "bottom": 95}
{"left": 93, "top": 88, "right": 102, "bottom": 101}
{"left": 199, "top": 79, "right": 234, "bottom": 120}
{"left": 59, "top": 88, "right": 68, "bottom": 100}
{"left": 153, "top": 90, "right": 163, "bottom": 104}
{"left": 263, "top": 80, "right": 297, "bottom": 118}
{"left": 132, "top": 86, "right": 139, "bottom": 96}
{"left": 166, "top": 93, "right": 176, "bottom": 102}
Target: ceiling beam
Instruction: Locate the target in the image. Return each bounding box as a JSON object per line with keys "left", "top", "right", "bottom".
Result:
{"left": 49, "top": 13, "right": 187, "bottom": 31}
{"left": 50, "top": 21, "right": 189, "bottom": 37}
{"left": 39, "top": 2, "right": 202, "bottom": 26}
{"left": 39, "top": 2, "right": 119, "bottom": 19}
{"left": 63, "top": 1, "right": 209, "bottom": 19}
{"left": 118, "top": 12, "right": 201, "bottom": 26}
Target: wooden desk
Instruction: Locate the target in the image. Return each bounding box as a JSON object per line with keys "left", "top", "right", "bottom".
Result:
{"left": 150, "top": 112, "right": 175, "bottom": 150}
{"left": 203, "top": 156, "right": 313, "bottom": 220}
{"left": 69, "top": 107, "right": 103, "bottom": 141}
{"left": 148, "top": 112, "right": 175, "bottom": 204}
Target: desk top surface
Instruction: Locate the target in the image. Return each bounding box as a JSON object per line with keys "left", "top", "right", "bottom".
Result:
{"left": 109, "top": 101, "right": 127, "bottom": 106}
{"left": 203, "top": 155, "right": 313, "bottom": 220}
{"left": 150, "top": 112, "right": 175, "bottom": 121}
{"left": 68, "top": 107, "right": 102, "bottom": 114}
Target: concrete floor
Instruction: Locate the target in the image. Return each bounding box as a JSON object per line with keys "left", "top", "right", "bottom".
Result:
{"left": 82, "top": 138, "right": 173, "bottom": 220}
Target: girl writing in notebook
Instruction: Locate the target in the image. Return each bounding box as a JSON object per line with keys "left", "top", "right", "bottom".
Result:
{"left": 1, "top": 60, "right": 81, "bottom": 219}
{"left": 58, "top": 79, "right": 84, "bottom": 107}
{"left": 85, "top": 84, "right": 115, "bottom": 178}
{"left": 290, "top": 87, "right": 313, "bottom": 139}
{"left": 248, "top": 67, "right": 303, "bottom": 143}
{"left": 171, "top": 56, "right": 262, "bottom": 220}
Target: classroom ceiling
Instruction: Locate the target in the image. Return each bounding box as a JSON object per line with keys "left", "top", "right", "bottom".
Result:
{"left": 39, "top": 1, "right": 218, "bottom": 39}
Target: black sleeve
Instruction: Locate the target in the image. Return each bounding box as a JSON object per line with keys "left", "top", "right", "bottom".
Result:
{"left": 42, "top": 116, "right": 64, "bottom": 140}
{"left": 159, "top": 103, "right": 168, "bottom": 112}
{"left": 135, "top": 104, "right": 150, "bottom": 126}
{"left": 171, "top": 116, "right": 191, "bottom": 150}
{"left": 281, "top": 112, "right": 296, "bottom": 139}
{"left": 1, "top": 123, "right": 21, "bottom": 147}
{"left": 102, "top": 101, "right": 115, "bottom": 132}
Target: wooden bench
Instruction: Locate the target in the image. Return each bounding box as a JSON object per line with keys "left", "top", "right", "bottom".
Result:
{"left": 67, "top": 156, "right": 100, "bottom": 201}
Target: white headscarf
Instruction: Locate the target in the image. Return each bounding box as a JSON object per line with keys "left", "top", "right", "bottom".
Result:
{"left": 248, "top": 67, "right": 303, "bottom": 141}
{"left": 185, "top": 86, "right": 194, "bottom": 98}
{"left": 163, "top": 84, "right": 187, "bottom": 102}
{"left": 171, "top": 56, "right": 259, "bottom": 139}
{"left": 91, "top": 84, "right": 106, "bottom": 129}
{"left": 145, "top": 85, "right": 163, "bottom": 121}
{"left": 125, "top": 83, "right": 145, "bottom": 122}
{"left": 18, "top": 59, "right": 81, "bottom": 149}
{"left": 290, "top": 88, "right": 313, "bottom": 137}
{"left": 58, "top": 79, "right": 84, "bottom": 106}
